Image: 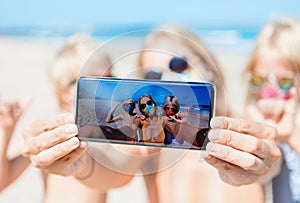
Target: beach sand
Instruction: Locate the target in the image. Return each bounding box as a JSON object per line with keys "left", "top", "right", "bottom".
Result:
{"left": 0, "top": 36, "right": 251, "bottom": 203}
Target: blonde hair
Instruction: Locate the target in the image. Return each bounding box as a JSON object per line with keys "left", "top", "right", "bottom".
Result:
{"left": 48, "top": 34, "right": 112, "bottom": 87}
{"left": 245, "top": 17, "right": 300, "bottom": 103}
{"left": 138, "top": 24, "right": 227, "bottom": 115}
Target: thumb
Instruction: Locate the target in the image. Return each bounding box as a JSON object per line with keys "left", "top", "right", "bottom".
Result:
{"left": 246, "top": 104, "right": 265, "bottom": 122}
{"left": 16, "top": 97, "right": 35, "bottom": 119}
{"left": 280, "top": 87, "right": 298, "bottom": 125}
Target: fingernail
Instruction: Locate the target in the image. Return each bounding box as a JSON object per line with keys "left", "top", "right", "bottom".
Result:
{"left": 210, "top": 117, "right": 223, "bottom": 129}
{"left": 80, "top": 141, "right": 88, "bottom": 148}
{"left": 65, "top": 114, "right": 74, "bottom": 123}
{"left": 67, "top": 137, "right": 79, "bottom": 147}
{"left": 206, "top": 142, "right": 218, "bottom": 153}
{"left": 199, "top": 151, "right": 210, "bottom": 161}
{"left": 208, "top": 130, "right": 220, "bottom": 142}
{"left": 65, "top": 124, "right": 78, "bottom": 134}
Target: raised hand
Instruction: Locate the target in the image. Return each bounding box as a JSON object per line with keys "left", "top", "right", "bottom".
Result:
{"left": 0, "top": 98, "right": 31, "bottom": 140}
{"left": 247, "top": 87, "right": 299, "bottom": 141}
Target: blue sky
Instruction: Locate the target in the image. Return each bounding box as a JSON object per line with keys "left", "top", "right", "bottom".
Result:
{"left": 1, "top": 0, "right": 300, "bottom": 27}
{"left": 79, "top": 78, "right": 212, "bottom": 106}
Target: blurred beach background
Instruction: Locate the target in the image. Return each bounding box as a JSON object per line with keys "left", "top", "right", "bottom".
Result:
{"left": 1, "top": 0, "right": 300, "bottom": 202}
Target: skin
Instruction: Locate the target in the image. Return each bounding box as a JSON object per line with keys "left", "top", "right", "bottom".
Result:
{"left": 21, "top": 113, "right": 140, "bottom": 188}
{"left": 0, "top": 99, "right": 30, "bottom": 191}
{"left": 205, "top": 116, "right": 281, "bottom": 186}
{"left": 21, "top": 112, "right": 280, "bottom": 201}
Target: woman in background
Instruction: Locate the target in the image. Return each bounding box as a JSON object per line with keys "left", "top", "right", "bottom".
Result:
{"left": 244, "top": 17, "right": 300, "bottom": 203}
{"left": 137, "top": 24, "right": 268, "bottom": 203}
{"left": 105, "top": 98, "right": 140, "bottom": 141}
{"left": 162, "top": 95, "right": 183, "bottom": 145}
{"left": 138, "top": 94, "right": 165, "bottom": 144}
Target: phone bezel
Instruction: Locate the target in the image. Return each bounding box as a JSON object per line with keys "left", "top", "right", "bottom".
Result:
{"left": 75, "top": 76, "right": 216, "bottom": 150}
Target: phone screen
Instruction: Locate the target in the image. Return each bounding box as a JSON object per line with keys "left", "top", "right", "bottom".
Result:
{"left": 75, "top": 77, "right": 215, "bottom": 150}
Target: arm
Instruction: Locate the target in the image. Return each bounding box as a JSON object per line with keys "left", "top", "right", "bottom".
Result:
{"left": 204, "top": 116, "right": 281, "bottom": 186}
{"left": 286, "top": 128, "right": 300, "bottom": 156}
{"left": 22, "top": 113, "right": 142, "bottom": 190}
{"left": 106, "top": 114, "right": 123, "bottom": 123}
{"left": 0, "top": 99, "right": 30, "bottom": 191}
{"left": 105, "top": 104, "right": 121, "bottom": 123}
{"left": 0, "top": 153, "right": 29, "bottom": 191}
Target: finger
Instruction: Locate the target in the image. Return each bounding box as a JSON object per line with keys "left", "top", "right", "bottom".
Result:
{"left": 29, "top": 137, "right": 80, "bottom": 168}
{"left": 210, "top": 116, "right": 277, "bottom": 139}
{"left": 276, "top": 88, "right": 298, "bottom": 139}
{"left": 46, "top": 148, "right": 86, "bottom": 176}
{"left": 205, "top": 142, "right": 269, "bottom": 175}
{"left": 264, "top": 99, "right": 285, "bottom": 122}
{"left": 169, "top": 116, "right": 181, "bottom": 123}
{"left": 246, "top": 104, "right": 265, "bottom": 122}
{"left": 0, "top": 100, "right": 15, "bottom": 118}
{"left": 10, "top": 99, "right": 22, "bottom": 119}
{"left": 22, "top": 113, "right": 75, "bottom": 140}
{"left": 23, "top": 124, "right": 78, "bottom": 155}
{"left": 204, "top": 155, "right": 259, "bottom": 186}
{"left": 16, "top": 97, "right": 35, "bottom": 119}
{"left": 281, "top": 87, "right": 298, "bottom": 124}
{"left": 257, "top": 99, "right": 281, "bottom": 120}
{"left": 208, "top": 129, "right": 272, "bottom": 159}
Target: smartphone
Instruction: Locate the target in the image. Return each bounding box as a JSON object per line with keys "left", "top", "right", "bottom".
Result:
{"left": 75, "top": 77, "right": 216, "bottom": 150}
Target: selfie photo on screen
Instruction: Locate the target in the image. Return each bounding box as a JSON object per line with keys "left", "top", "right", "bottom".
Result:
{"left": 76, "top": 77, "right": 215, "bottom": 150}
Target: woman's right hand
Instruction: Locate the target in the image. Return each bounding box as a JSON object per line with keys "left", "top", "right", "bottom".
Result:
{"left": 204, "top": 116, "right": 281, "bottom": 186}
{"left": 21, "top": 113, "right": 89, "bottom": 177}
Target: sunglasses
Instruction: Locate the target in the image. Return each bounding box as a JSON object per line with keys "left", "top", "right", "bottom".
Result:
{"left": 140, "top": 100, "right": 154, "bottom": 110}
{"left": 250, "top": 73, "right": 294, "bottom": 92}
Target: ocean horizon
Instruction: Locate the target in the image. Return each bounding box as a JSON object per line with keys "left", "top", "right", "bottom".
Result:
{"left": 0, "top": 23, "right": 258, "bottom": 53}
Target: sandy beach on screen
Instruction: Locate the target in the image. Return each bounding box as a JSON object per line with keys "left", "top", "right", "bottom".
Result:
{"left": 0, "top": 36, "right": 251, "bottom": 203}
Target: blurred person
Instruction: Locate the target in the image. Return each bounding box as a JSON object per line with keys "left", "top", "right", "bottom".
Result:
{"left": 43, "top": 34, "right": 113, "bottom": 203}
{"left": 21, "top": 26, "right": 280, "bottom": 203}
{"left": 244, "top": 17, "right": 300, "bottom": 203}
{"left": 0, "top": 99, "right": 30, "bottom": 191}
{"left": 138, "top": 94, "right": 165, "bottom": 144}
{"left": 105, "top": 98, "right": 141, "bottom": 141}
{"left": 161, "top": 95, "right": 183, "bottom": 145}
{"left": 137, "top": 24, "right": 277, "bottom": 203}
{"left": 161, "top": 94, "right": 206, "bottom": 147}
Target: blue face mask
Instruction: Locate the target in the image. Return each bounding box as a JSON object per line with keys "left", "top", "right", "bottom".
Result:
{"left": 143, "top": 104, "right": 155, "bottom": 115}
{"left": 125, "top": 105, "right": 134, "bottom": 112}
